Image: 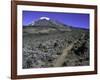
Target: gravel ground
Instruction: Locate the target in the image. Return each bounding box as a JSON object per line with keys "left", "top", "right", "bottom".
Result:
{"left": 22, "top": 28, "right": 89, "bottom": 69}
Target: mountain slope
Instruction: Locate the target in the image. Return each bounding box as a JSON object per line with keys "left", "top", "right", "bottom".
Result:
{"left": 23, "top": 17, "right": 71, "bottom": 34}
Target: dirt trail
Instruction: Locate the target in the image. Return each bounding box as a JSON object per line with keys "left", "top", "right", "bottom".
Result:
{"left": 53, "top": 40, "right": 78, "bottom": 67}
{"left": 53, "top": 34, "right": 85, "bottom": 67}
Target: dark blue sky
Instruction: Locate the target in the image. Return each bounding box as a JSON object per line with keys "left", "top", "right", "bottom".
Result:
{"left": 23, "top": 11, "right": 90, "bottom": 29}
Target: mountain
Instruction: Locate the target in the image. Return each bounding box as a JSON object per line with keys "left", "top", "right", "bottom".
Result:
{"left": 30, "top": 17, "right": 56, "bottom": 27}
{"left": 23, "top": 17, "right": 89, "bottom": 69}
{"left": 23, "top": 17, "right": 71, "bottom": 34}
{"left": 29, "top": 17, "right": 68, "bottom": 27}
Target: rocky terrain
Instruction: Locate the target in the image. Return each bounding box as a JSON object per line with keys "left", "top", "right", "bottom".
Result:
{"left": 22, "top": 17, "right": 89, "bottom": 69}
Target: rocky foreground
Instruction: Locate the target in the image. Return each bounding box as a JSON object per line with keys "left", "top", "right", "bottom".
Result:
{"left": 22, "top": 27, "right": 89, "bottom": 69}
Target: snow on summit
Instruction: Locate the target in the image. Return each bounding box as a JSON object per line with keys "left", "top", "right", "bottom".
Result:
{"left": 40, "top": 17, "right": 50, "bottom": 20}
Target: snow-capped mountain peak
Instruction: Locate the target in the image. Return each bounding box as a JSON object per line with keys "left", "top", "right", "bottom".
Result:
{"left": 28, "top": 17, "right": 71, "bottom": 31}
{"left": 40, "top": 16, "right": 50, "bottom": 20}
